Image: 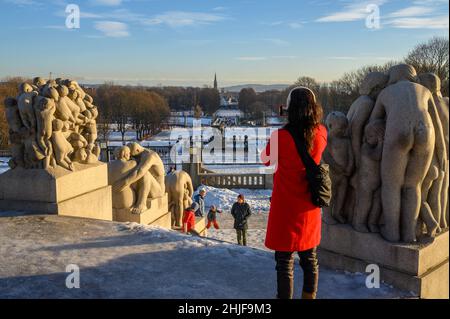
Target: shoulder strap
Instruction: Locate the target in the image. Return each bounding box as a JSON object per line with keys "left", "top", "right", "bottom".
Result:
{"left": 284, "top": 125, "right": 317, "bottom": 169}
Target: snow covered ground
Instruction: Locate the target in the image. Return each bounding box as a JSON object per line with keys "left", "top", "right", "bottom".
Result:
{"left": 0, "top": 157, "right": 10, "bottom": 174}
{"left": 204, "top": 164, "right": 270, "bottom": 174}
{"left": 194, "top": 186, "right": 272, "bottom": 213}
{"left": 0, "top": 214, "right": 411, "bottom": 299}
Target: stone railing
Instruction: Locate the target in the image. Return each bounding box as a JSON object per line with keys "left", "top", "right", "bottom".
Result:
{"left": 181, "top": 148, "right": 274, "bottom": 190}
{"left": 0, "top": 150, "right": 11, "bottom": 158}
{"left": 199, "top": 173, "right": 269, "bottom": 189}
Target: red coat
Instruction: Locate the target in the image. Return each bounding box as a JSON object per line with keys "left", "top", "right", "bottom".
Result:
{"left": 261, "top": 125, "right": 328, "bottom": 252}
{"left": 183, "top": 210, "right": 196, "bottom": 232}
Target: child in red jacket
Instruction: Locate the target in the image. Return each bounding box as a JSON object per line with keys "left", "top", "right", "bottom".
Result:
{"left": 183, "top": 202, "right": 199, "bottom": 234}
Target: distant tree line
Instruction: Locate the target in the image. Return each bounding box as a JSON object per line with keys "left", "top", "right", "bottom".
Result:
{"left": 92, "top": 84, "right": 171, "bottom": 142}
{"left": 150, "top": 86, "right": 220, "bottom": 115}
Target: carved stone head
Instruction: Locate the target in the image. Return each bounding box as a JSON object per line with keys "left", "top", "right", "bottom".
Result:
{"left": 387, "top": 64, "right": 417, "bottom": 85}
{"left": 19, "top": 82, "right": 34, "bottom": 94}
{"left": 418, "top": 73, "right": 442, "bottom": 97}
{"left": 57, "top": 85, "right": 69, "bottom": 98}
{"left": 325, "top": 111, "right": 348, "bottom": 137}
{"left": 52, "top": 119, "right": 65, "bottom": 132}
{"left": 359, "top": 72, "right": 388, "bottom": 98}
{"left": 127, "top": 142, "right": 145, "bottom": 157}
{"left": 33, "top": 77, "right": 47, "bottom": 88}
{"left": 114, "top": 146, "right": 131, "bottom": 161}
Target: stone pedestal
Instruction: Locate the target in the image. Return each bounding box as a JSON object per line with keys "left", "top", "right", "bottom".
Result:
{"left": 113, "top": 194, "right": 171, "bottom": 229}
{"left": 0, "top": 163, "right": 113, "bottom": 221}
{"left": 319, "top": 222, "right": 449, "bottom": 299}
{"left": 194, "top": 217, "right": 208, "bottom": 237}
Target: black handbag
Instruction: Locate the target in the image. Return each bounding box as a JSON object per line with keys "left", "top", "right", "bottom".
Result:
{"left": 284, "top": 125, "right": 332, "bottom": 208}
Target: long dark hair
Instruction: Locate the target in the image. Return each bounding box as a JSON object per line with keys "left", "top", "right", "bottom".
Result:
{"left": 285, "top": 87, "right": 323, "bottom": 152}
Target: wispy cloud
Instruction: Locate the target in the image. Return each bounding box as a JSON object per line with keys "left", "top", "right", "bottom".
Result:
{"left": 143, "top": 11, "right": 226, "bottom": 27}
{"left": 235, "top": 57, "right": 267, "bottom": 61}
{"left": 327, "top": 55, "right": 395, "bottom": 60}
{"left": 328, "top": 56, "right": 358, "bottom": 60}
{"left": 386, "top": 16, "right": 449, "bottom": 29}
{"left": 272, "top": 55, "right": 297, "bottom": 59}
{"left": 385, "top": 2, "right": 449, "bottom": 29}
{"left": 91, "top": 0, "right": 122, "bottom": 6}
{"left": 94, "top": 21, "right": 129, "bottom": 37}
{"left": 3, "top": 0, "right": 41, "bottom": 5}
{"left": 264, "top": 38, "right": 290, "bottom": 46}
{"left": 316, "top": 0, "right": 386, "bottom": 22}
{"left": 288, "top": 22, "right": 304, "bottom": 29}
{"left": 388, "top": 6, "right": 435, "bottom": 18}
{"left": 316, "top": 0, "right": 448, "bottom": 30}
{"left": 266, "top": 21, "right": 305, "bottom": 29}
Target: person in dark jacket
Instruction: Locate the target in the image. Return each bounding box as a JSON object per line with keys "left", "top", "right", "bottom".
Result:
{"left": 193, "top": 188, "right": 206, "bottom": 217}
{"left": 206, "top": 205, "right": 222, "bottom": 230}
{"left": 231, "top": 194, "right": 252, "bottom": 246}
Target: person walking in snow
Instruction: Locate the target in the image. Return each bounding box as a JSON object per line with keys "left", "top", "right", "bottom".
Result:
{"left": 193, "top": 188, "right": 207, "bottom": 217}
{"left": 182, "top": 202, "right": 199, "bottom": 235}
{"left": 261, "top": 87, "right": 327, "bottom": 300}
{"left": 231, "top": 194, "right": 252, "bottom": 246}
{"left": 206, "top": 205, "right": 222, "bottom": 230}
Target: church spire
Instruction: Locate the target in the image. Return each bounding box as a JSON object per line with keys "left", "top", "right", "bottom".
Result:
{"left": 214, "top": 73, "right": 218, "bottom": 90}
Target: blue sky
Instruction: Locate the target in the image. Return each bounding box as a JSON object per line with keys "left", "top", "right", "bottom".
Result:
{"left": 0, "top": 0, "right": 448, "bottom": 86}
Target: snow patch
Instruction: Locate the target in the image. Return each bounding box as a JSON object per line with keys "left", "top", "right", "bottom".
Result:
{"left": 193, "top": 186, "right": 272, "bottom": 213}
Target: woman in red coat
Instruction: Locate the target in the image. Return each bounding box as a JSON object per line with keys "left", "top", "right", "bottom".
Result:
{"left": 261, "top": 87, "right": 327, "bottom": 299}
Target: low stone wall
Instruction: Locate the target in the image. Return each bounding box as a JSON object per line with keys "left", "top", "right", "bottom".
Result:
{"left": 198, "top": 173, "right": 270, "bottom": 189}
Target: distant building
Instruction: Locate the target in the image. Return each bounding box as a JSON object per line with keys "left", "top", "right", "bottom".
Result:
{"left": 214, "top": 73, "right": 218, "bottom": 90}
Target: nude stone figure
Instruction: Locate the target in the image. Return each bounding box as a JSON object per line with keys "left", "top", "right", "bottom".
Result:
{"left": 323, "top": 112, "right": 354, "bottom": 224}
{"left": 4, "top": 97, "right": 23, "bottom": 133}
{"left": 165, "top": 170, "right": 194, "bottom": 228}
{"left": 353, "top": 120, "right": 385, "bottom": 233}
{"left": 57, "top": 85, "right": 83, "bottom": 125}
{"left": 54, "top": 85, "right": 76, "bottom": 123}
{"left": 23, "top": 130, "right": 45, "bottom": 169}
{"left": 8, "top": 130, "right": 25, "bottom": 169}
{"left": 114, "top": 143, "right": 165, "bottom": 214}
{"left": 418, "top": 73, "right": 449, "bottom": 230}
{"left": 108, "top": 146, "right": 138, "bottom": 210}
{"left": 4, "top": 98, "right": 27, "bottom": 169}
{"left": 128, "top": 142, "right": 166, "bottom": 195}
{"left": 33, "top": 77, "right": 46, "bottom": 89}
{"left": 347, "top": 72, "right": 388, "bottom": 169}
{"left": 17, "top": 83, "right": 38, "bottom": 131}
{"left": 34, "top": 98, "right": 56, "bottom": 169}
{"left": 419, "top": 163, "right": 441, "bottom": 238}
{"left": 369, "top": 73, "right": 446, "bottom": 242}
{"left": 51, "top": 119, "right": 74, "bottom": 171}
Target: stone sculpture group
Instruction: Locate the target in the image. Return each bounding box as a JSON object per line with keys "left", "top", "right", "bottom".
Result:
{"left": 2, "top": 77, "right": 195, "bottom": 229}
{"left": 324, "top": 64, "right": 449, "bottom": 243}
{"left": 108, "top": 143, "right": 166, "bottom": 214}
{"left": 108, "top": 143, "right": 195, "bottom": 228}
{"left": 4, "top": 77, "right": 100, "bottom": 171}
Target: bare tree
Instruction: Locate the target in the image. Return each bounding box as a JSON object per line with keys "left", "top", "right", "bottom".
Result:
{"left": 405, "top": 36, "right": 449, "bottom": 96}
